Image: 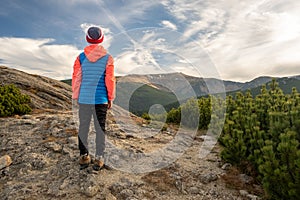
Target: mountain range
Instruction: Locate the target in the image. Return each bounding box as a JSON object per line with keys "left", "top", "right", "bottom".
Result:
{"left": 111, "top": 73, "right": 300, "bottom": 115}
{"left": 1, "top": 66, "right": 299, "bottom": 115}
{"left": 116, "top": 73, "right": 300, "bottom": 94}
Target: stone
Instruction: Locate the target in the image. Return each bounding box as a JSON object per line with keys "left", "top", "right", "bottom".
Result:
{"left": 221, "top": 163, "right": 232, "bottom": 170}
{"left": 239, "top": 190, "right": 249, "bottom": 197}
{"left": 239, "top": 174, "right": 254, "bottom": 184}
{"left": 0, "top": 155, "right": 12, "bottom": 170}
{"left": 80, "top": 175, "right": 100, "bottom": 197}
{"left": 199, "top": 173, "right": 218, "bottom": 184}
{"left": 118, "top": 189, "right": 134, "bottom": 199}
{"left": 247, "top": 194, "right": 260, "bottom": 200}
{"left": 105, "top": 192, "right": 117, "bottom": 200}
{"left": 189, "top": 186, "right": 200, "bottom": 194}
{"left": 45, "top": 141, "right": 62, "bottom": 152}
{"left": 175, "top": 180, "right": 183, "bottom": 191}
{"left": 84, "top": 185, "right": 100, "bottom": 197}
{"left": 1, "top": 167, "right": 10, "bottom": 176}
{"left": 68, "top": 136, "right": 78, "bottom": 146}
{"left": 109, "top": 182, "right": 124, "bottom": 195}
{"left": 25, "top": 153, "right": 49, "bottom": 170}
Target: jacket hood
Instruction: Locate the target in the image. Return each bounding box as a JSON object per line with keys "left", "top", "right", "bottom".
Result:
{"left": 84, "top": 44, "right": 107, "bottom": 62}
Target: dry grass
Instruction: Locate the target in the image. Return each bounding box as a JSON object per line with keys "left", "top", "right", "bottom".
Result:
{"left": 221, "top": 166, "right": 264, "bottom": 197}
{"left": 41, "top": 135, "right": 67, "bottom": 144}
{"left": 142, "top": 169, "right": 177, "bottom": 192}
{"left": 64, "top": 128, "right": 78, "bottom": 136}
{"left": 41, "top": 136, "right": 59, "bottom": 143}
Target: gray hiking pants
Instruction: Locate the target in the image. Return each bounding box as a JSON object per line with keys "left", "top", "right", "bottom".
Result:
{"left": 78, "top": 104, "right": 108, "bottom": 157}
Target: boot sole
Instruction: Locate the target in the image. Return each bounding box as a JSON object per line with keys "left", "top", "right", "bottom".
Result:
{"left": 80, "top": 164, "right": 89, "bottom": 170}
{"left": 93, "top": 164, "right": 104, "bottom": 171}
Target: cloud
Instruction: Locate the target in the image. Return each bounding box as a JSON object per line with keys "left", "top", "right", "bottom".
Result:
{"left": 0, "top": 37, "right": 80, "bottom": 80}
{"left": 160, "top": 20, "right": 177, "bottom": 31}
{"left": 115, "top": 50, "right": 167, "bottom": 76}
{"left": 112, "top": 27, "right": 218, "bottom": 79}
{"left": 205, "top": 1, "right": 300, "bottom": 81}
{"left": 160, "top": 0, "right": 300, "bottom": 81}
{"left": 1, "top": 0, "right": 300, "bottom": 82}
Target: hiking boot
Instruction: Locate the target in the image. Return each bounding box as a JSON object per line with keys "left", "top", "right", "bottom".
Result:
{"left": 79, "top": 153, "right": 91, "bottom": 170}
{"left": 103, "top": 164, "right": 113, "bottom": 170}
{"left": 93, "top": 156, "right": 104, "bottom": 171}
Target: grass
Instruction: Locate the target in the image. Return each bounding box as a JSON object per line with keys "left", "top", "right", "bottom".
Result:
{"left": 142, "top": 168, "right": 177, "bottom": 192}
{"left": 221, "top": 166, "right": 264, "bottom": 197}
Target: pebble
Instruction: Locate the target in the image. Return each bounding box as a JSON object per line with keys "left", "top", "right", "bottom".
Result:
{"left": 199, "top": 173, "right": 218, "bottom": 184}
{"left": 247, "top": 194, "right": 260, "bottom": 200}
{"left": 221, "top": 163, "right": 232, "bottom": 170}
{"left": 80, "top": 175, "right": 100, "bottom": 197}
{"left": 0, "top": 155, "right": 12, "bottom": 170}
{"left": 105, "top": 192, "right": 117, "bottom": 200}
{"left": 84, "top": 185, "right": 99, "bottom": 197}
{"left": 189, "top": 186, "right": 200, "bottom": 194}
{"left": 118, "top": 189, "right": 134, "bottom": 199}
{"left": 45, "top": 141, "right": 62, "bottom": 152}
{"left": 239, "top": 189, "right": 249, "bottom": 197}
{"left": 239, "top": 174, "right": 254, "bottom": 184}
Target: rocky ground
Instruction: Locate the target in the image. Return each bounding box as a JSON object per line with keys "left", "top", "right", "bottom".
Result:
{"left": 0, "top": 107, "right": 263, "bottom": 200}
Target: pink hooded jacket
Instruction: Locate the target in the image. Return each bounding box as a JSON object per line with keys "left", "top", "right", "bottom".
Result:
{"left": 72, "top": 44, "right": 115, "bottom": 101}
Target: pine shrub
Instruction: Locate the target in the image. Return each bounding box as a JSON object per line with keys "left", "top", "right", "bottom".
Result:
{"left": 165, "top": 97, "right": 213, "bottom": 129}
{"left": 0, "top": 84, "right": 32, "bottom": 117}
{"left": 166, "top": 107, "right": 181, "bottom": 124}
{"left": 141, "top": 113, "right": 151, "bottom": 120}
{"left": 219, "top": 79, "right": 300, "bottom": 199}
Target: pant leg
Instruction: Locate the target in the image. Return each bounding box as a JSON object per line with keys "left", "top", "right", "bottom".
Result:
{"left": 78, "top": 104, "right": 92, "bottom": 155}
{"left": 93, "top": 104, "right": 108, "bottom": 157}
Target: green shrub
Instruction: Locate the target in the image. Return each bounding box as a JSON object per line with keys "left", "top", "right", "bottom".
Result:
{"left": 166, "top": 107, "right": 181, "bottom": 124}
{"left": 219, "top": 79, "right": 300, "bottom": 199}
{"left": 198, "top": 97, "right": 212, "bottom": 129}
{"left": 141, "top": 113, "right": 151, "bottom": 120}
{"left": 165, "top": 97, "right": 213, "bottom": 129}
{"left": 0, "top": 84, "right": 32, "bottom": 117}
{"left": 181, "top": 98, "right": 199, "bottom": 129}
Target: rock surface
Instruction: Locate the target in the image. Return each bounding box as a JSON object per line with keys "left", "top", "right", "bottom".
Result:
{"left": 0, "top": 65, "right": 72, "bottom": 110}
{"left": 0, "top": 108, "right": 262, "bottom": 200}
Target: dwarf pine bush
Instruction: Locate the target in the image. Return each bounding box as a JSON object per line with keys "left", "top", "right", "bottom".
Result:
{"left": 219, "top": 79, "right": 300, "bottom": 199}
{"left": 0, "top": 84, "right": 32, "bottom": 117}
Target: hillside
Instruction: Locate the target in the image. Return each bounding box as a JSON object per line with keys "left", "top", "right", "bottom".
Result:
{"left": 62, "top": 72, "right": 300, "bottom": 114}
{"left": 116, "top": 73, "right": 244, "bottom": 97}
{"left": 0, "top": 66, "right": 72, "bottom": 110}
{"left": 115, "top": 82, "right": 179, "bottom": 115}
{"left": 239, "top": 76, "right": 273, "bottom": 91}
{"left": 228, "top": 76, "right": 300, "bottom": 97}
{"left": 115, "top": 73, "right": 300, "bottom": 114}
{"left": 0, "top": 66, "right": 257, "bottom": 199}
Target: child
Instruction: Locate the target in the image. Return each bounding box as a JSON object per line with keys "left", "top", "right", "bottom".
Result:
{"left": 72, "top": 26, "right": 115, "bottom": 170}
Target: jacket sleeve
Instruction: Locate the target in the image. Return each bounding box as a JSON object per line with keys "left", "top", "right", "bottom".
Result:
{"left": 105, "top": 55, "right": 116, "bottom": 101}
{"left": 72, "top": 56, "right": 82, "bottom": 99}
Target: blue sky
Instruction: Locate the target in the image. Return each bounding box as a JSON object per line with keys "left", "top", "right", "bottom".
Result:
{"left": 0, "top": 0, "right": 300, "bottom": 82}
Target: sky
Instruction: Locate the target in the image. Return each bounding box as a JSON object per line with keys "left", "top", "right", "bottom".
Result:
{"left": 0, "top": 0, "right": 300, "bottom": 82}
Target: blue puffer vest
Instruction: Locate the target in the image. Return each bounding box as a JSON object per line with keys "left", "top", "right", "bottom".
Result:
{"left": 78, "top": 52, "right": 109, "bottom": 104}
